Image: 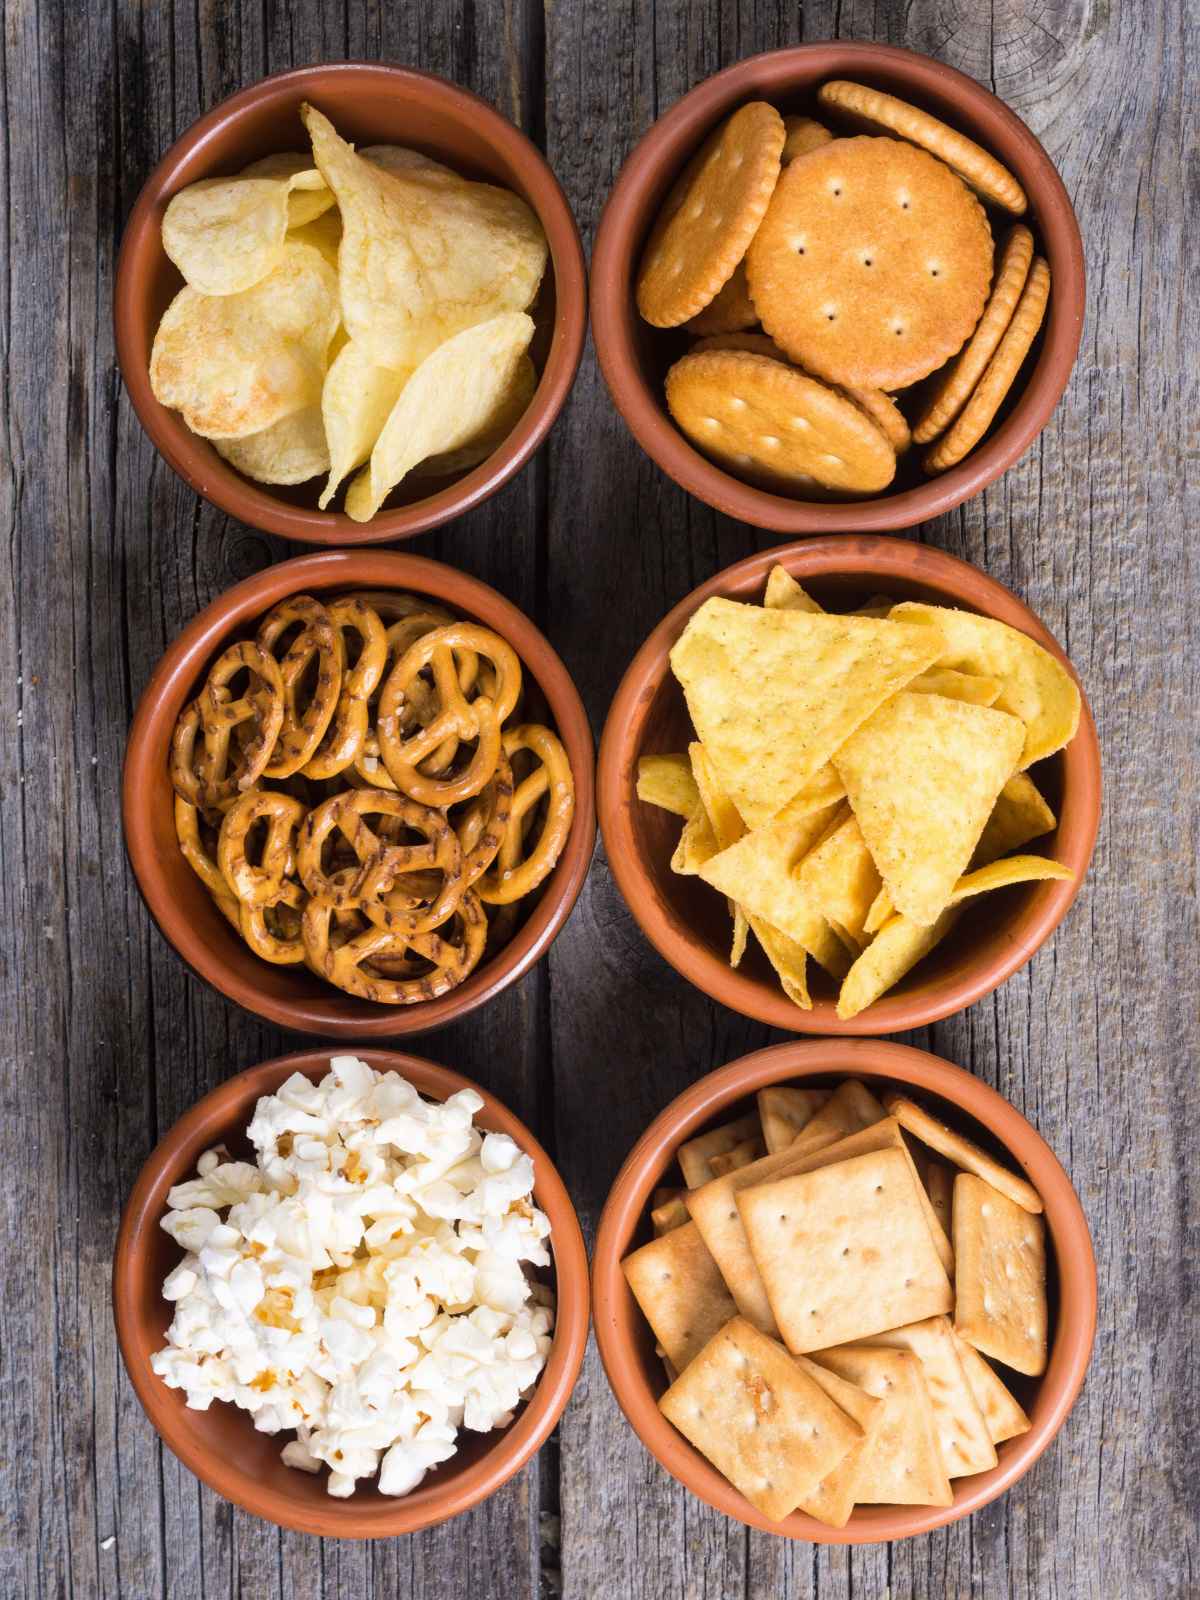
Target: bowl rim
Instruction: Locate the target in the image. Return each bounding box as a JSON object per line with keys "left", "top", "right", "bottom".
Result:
{"left": 596, "top": 533, "right": 1101, "bottom": 1034}
{"left": 113, "top": 1046, "right": 590, "bottom": 1537}
{"left": 590, "top": 41, "right": 1086, "bottom": 532}
{"left": 114, "top": 60, "right": 587, "bottom": 545}
{"left": 123, "top": 549, "right": 596, "bottom": 1035}
{"left": 591, "top": 1036, "right": 1097, "bottom": 1543}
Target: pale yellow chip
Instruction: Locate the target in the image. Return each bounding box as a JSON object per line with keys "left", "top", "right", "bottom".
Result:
{"left": 215, "top": 404, "right": 329, "bottom": 484}
{"left": 671, "top": 805, "right": 719, "bottom": 875}
{"left": 359, "top": 144, "right": 462, "bottom": 185}
{"left": 303, "top": 104, "right": 547, "bottom": 371}
{"left": 688, "top": 744, "right": 750, "bottom": 962}
{"left": 975, "top": 773, "right": 1056, "bottom": 864}
{"left": 637, "top": 753, "right": 700, "bottom": 818}
{"left": 889, "top": 602, "right": 1081, "bottom": 770}
{"left": 833, "top": 691, "right": 1026, "bottom": 926}
{"left": 730, "top": 910, "right": 750, "bottom": 968}
{"left": 670, "top": 599, "right": 943, "bottom": 827}
{"left": 287, "top": 206, "right": 342, "bottom": 268}
{"left": 161, "top": 176, "right": 293, "bottom": 296}
{"left": 796, "top": 810, "right": 881, "bottom": 949}
{"left": 763, "top": 565, "right": 823, "bottom": 613}
{"left": 150, "top": 241, "right": 340, "bottom": 438}
{"left": 318, "top": 339, "right": 411, "bottom": 510}
{"left": 836, "top": 906, "right": 958, "bottom": 1021}
{"left": 862, "top": 884, "right": 893, "bottom": 936}
{"left": 240, "top": 151, "right": 334, "bottom": 227}
{"left": 345, "top": 313, "right": 535, "bottom": 521}
{"left": 909, "top": 667, "right": 1003, "bottom": 706}
{"left": 748, "top": 914, "right": 811, "bottom": 1008}
{"left": 413, "top": 354, "right": 537, "bottom": 478}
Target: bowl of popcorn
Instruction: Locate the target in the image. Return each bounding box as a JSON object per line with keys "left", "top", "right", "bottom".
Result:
{"left": 113, "top": 1049, "right": 589, "bottom": 1535}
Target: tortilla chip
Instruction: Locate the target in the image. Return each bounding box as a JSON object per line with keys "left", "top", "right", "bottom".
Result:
{"left": 833, "top": 691, "right": 1026, "bottom": 926}
{"left": 670, "top": 599, "right": 943, "bottom": 827}
{"left": 637, "top": 752, "right": 700, "bottom": 818}
{"left": 889, "top": 602, "right": 1081, "bottom": 769}
{"left": 947, "top": 854, "right": 1073, "bottom": 902}
{"left": 688, "top": 744, "right": 750, "bottom": 965}
{"left": 671, "top": 805, "right": 719, "bottom": 875}
{"left": 974, "top": 773, "right": 1056, "bottom": 865}
{"left": 909, "top": 667, "right": 1003, "bottom": 706}
{"left": 836, "top": 906, "right": 959, "bottom": 1020}
{"left": 862, "top": 885, "right": 893, "bottom": 936}
{"left": 796, "top": 811, "right": 882, "bottom": 949}
{"left": 763, "top": 565, "right": 823, "bottom": 613}
{"left": 748, "top": 914, "right": 812, "bottom": 1008}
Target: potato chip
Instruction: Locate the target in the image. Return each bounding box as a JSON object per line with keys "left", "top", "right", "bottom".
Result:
{"left": 763, "top": 565, "right": 823, "bottom": 613}
{"left": 344, "top": 313, "right": 535, "bottom": 521}
{"left": 318, "top": 340, "right": 411, "bottom": 510}
{"left": 412, "top": 354, "right": 537, "bottom": 478}
{"left": 215, "top": 405, "right": 329, "bottom": 484}
{"left": 288, "top": 206, "right": 342, "bottom": 268}
{"left": 833, "top": 691, "right": 1026, "bottom": 926}
{"left": 889, "top": 602, "right": 1081, "bottom": 769}
{"left": 161, "top": 176, "right": 294, "bottom": 296}
{"left": 796, "top": 811, "right": 882, "bottom": 949}
{"left": 909, "top": 667, "right": 1003, "bottom": 706}
{"left": 240, "top": 152, "right": 334, "bottom": 227}
{"left": 637, "top": 753, "right": 700, "bottom": 818}
{"left": 359, "top": 145, "right": 463, "bottom": 185}
{"left": 974, "top": 773, "right": 1056, "bottom": 864}
{"left": 303, "top": 104, "right": 547, "bottom": 371}
{"left": 150, "top": 241, "right": 340, "bottom": 438}
{"left": 669, "top": 599, "right": 943, "bottom": 827}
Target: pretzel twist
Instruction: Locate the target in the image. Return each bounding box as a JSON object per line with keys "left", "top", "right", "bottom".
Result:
{"left": 170, "top": 641, "right": 284, "bottom": 807}
{"left": 256, "top": 595, "right": 344, "bottom": 779}
{"left": 217, "top": 790, "right": 307, "bottom": 907}
{"left": 302, "top": 597, "right": 389, "bottom": 780}
{"left": 301, "top": 888, "right": 486, "bottom": 1004}
{"left": 478, "top": 724, "right": 575, "bottom": 905}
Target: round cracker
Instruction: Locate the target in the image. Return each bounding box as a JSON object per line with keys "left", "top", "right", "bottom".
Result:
{"left": 666, "top": 349, "right": 896, "bottom": 494}
{"left": 636, "top": 102, "right": 785, "bottom": 328}
{"left": 818, "top": 79, "right": 1027, "bottom": 215}
{"left": 746, "top": 136, "right": 994, "bottom": 390}
{"left": 782, "top": 116, "right": 832, "bottom": 163}
{"left": 842, "top": 385, "right": 912, "bottom": 454}
{"left": 924, "top": 256, "right": 1050, "bottom": 473}
{"left": 685, "top": 261, "right": 759, "bottom": 335}
{"left": 692, "top": 331, "right": 787, "bottom": 360}
{"left": 912, "top": 225, "right": 1035, "bottom": 443}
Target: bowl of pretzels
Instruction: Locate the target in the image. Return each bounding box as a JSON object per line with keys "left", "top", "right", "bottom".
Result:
{"left": 123, "top": 550, "right": 595, "bottom": 1035}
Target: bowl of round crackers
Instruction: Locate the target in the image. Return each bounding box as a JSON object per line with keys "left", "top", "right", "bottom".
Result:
{"left": 592, "top": 1037, "right": 1097, "bottom": 1542}
{"left": 123, "top": 549, "right": 596, "bottom": 1035}
{"left": 591, "top": 43, "right": 1084, "bottom": 530}
{"left": 597, "top": 535, "right": 1100, "bottom": 1033}
{"left": 115, "top": 62, "right": 587, "bottom": 544}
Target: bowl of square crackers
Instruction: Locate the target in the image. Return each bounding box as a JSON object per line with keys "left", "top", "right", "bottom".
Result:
{"left": 597, "top": 534, "right": 1100, "bottom": 1033}
{"left": 591, "top": 44, "right": 1084, "bottom": 530}
{"left": 592, "top": 1038, "right": 1097, "bottom": 1542}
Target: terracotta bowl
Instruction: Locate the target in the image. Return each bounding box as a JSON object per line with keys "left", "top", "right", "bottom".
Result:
{"left": 114, "top": 1047, "right": 589, "bottom": 1536}
{"left": 597, "top": 535, "right": 1100, "bottom": 1034}
{"left": 592, "top": 1037, "right": 1096, "bottom": 1542}
{"left": 591, "top": 43, "right": 1085, "bottom": 532}
{"left": 114, "top": 62, "right": 587, "bottom": 544}
{"left": 123, "top": 550, "right": 595, "bottom": 1035}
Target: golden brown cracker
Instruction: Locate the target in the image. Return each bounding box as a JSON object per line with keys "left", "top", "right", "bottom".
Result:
{"left": 794, "top": 1354, "right": 885, "bottom": 1527}
{"left": 952, "top": 1329, "right": 1032, "bottom": 1444}
{"left": 953, "top": 1173, "right": 1048, "bottom": 1376}
{"left": 883, "top": 1095, "right": 1044, "bottom": 1213}
{"left": 812, "top": 1346, "right": 953, "bottom": 1506}
{"left": 756, "top": 1085, "right": 831, "bottom": 1153}
{"left": 710, "top": 1136, "right": 767, "bottom": 1177}
{"left": 684, "top": 260, "right": 759, "bottom": 335}
{"left": 621, "top": 1220, "right": 739, "bottom": 1373}
{"left": 782, "top": 116, "right": 834, "bottom": 164}
{"left": 678, "top": 1110, "right": 762, "bottom": 1188}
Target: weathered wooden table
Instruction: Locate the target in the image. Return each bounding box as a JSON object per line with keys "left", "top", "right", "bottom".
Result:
{"left": 4, "top": 1, "right": 1196, "bottom": 1595}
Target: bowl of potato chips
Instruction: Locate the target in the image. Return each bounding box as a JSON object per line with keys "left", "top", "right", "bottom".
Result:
{"left": 592, "top": 1037, "right": 1097, "bottom": 1542}
{"left": 597, "top": 535, "right": 1099, "bottom": 1032}
{"left": 115, "top": 63, "right": 587, "bottom": 542}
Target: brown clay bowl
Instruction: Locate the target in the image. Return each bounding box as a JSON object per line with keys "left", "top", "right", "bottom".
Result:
{"left": 114, "top": 1047, "right": 589, "bottom": 1536}
{"left": 123, "top": 550, "right": 595, "bottom": 1035}
{"left": 591, "top": 43, "right": 1085, "bottom": 531}
{"left": 597, "top": 535, "right": 1100, "bottom": 1034}
{"left": 114, "top": 62, "right": 587, "bottom": 544}
{"left": 592, "top": 1037, "right": 1097, "bottom": 1542}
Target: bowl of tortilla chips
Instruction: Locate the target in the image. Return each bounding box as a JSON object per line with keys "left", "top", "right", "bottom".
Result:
{"left": 597, "top": 535, "right": 1100, "bottom": 1032}
{"left": 115, "top": 62, "right": 587, "bottom": 543}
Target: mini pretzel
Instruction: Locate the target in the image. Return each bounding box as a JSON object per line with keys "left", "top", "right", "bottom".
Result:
{"left": 170, "top": 641, "right": 284, "bottom": 807}
{"left": 302, "top": 597, "right": 389, "bottom": 780}
{"left": 217, "top": 789, "right": 307, "bottom": 907}
{"left": 455, "top": 748, "right": 514, "bottom": 886}
{"left": 478, "top": 724, "right": 575, "bottom": 905}
{"left": 377, "top": 623, "right": 522, "bottom": 806}
{"left": 256, "top": 595, "right": 344, "bottom": 779}
{"left": 296, "top": 788, "right": 464, "bottom": 933}
{"left": 301, "top": 888, "right": 486, "bottom": 1004}
{"left": 355, "top": 612, "right": 481, "bottom": 786}
{"left": 239, "top": 897, "right": 306, "bottom": 964}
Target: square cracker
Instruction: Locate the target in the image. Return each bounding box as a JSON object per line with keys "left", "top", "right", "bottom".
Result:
{"left": 650, "top": 1192, "right": 690, "bottom": 1236}
{"left": 846, "top": 1316, "right": 996, "bottom": 1477}
{"left": 925, "top": 1161, "right": 955, "bottom": 1242}
{"left": 710, "top": 1136, "right": 766, "bottom": 1177}
{"left": 659, "top": 1316, "right": 863, "bottom": 1523}
{"left": 953, "top": 1173, "right": 1048, "bottom": 1376}
{"left": 687, "top": 1116, "right": 951, "bottom": 1334}
{"left": 737, "top": 1147, "right": 952, "bottom": 1353}
{"left": 678, "top": 1111, "right": 762, "bottom": 1188}
{"left": 951, "top": 1329, "right": 1031, "bottom": 1444}
{"left": 794, "top": 1355, "right": 886, "bottom": 1527}
{"left": 622, "top": 1221, "right": 738, "bottom": 1373}
{"left": 884, "top": 1094, "right": 1044, "bottom": 1213}
{"left": 757, "top": 1086, "right": 831, "bottom": 1153}
{"left": 813, "top": 1346, "right": 953, "bottom": 1507}
{"left": 792, "top": 1079, "right": 887, "bottom": 1153}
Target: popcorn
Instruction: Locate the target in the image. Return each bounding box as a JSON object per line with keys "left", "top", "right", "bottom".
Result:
{"left": 152, "top": 1056, "right": 554, "bottom": 1497}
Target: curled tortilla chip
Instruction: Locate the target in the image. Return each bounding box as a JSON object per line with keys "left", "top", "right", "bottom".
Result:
{"left": 836, "top": 908, "right": 957, "bottom": 1019}
{"left": 343, "top": 313, "right": 535, "bottom": 521}
{"left": 974, "top": 774, "right": 1056, "bottom": 865}
{"left": 764, "top": 565, "right": 823, "bottom": 613}
{"left": 671, "top": 806, "right": 719, "bottom": 875}
{"left": 150, "top": 241, "right": 340, "bottom": 438}
{"left": 637, "top": 753, "right": 699, "bottom": 818}
{"left": 412, "top": 355, "right": 537, "bottom": 478}
{"left": 303, "top": 104, "right": 547, "bottom": 371}
{"left": 215, "top": 405, "right": 329, "bottom": 484}
{"left": 319, "top": 340, "right": 411, "bottom": 510}
{"left": 162, "top": 177, "right": 293, "bottom": 296}
{"left": 796, "top": 811, "right": 882, "bottom": 950}
{"left": 240, "top": 152, "right": 334, "bottom": 227}
{"left": 947, "top": 855, "right": 1072, "bottom": 902}
{"left": 863, "top": 885, "right": 893, "bottom": 936}
{"left": 888, "top": 602, "right": 1081, "bottom": 769}
{"left": 748, "top": 915, "right": 811, "bottom": 1009}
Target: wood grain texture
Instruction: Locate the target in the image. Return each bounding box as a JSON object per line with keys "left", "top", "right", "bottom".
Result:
{"left": 0, "top": 0, "right": 1195, "bottom": 1595}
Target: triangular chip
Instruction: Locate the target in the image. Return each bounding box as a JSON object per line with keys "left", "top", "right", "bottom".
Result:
{"left": 763, "top": 564, "right": 823, "bottom": 613}
{"left": 974, "top": 773, "right": 1056, "bottom": 864}
{"left": 889, "top": 602, "right": 1081, "bottom": 769}
{"left": 747, "top": 914, "right": 811, "bottom": 1008}
{"left": 909, "top": 666, "right": 1003, "bottom": 705}
{"left": 833, "top": 691, "right": 1025, "bottom": 925}
{"left": 811, "top": 1347, "right": 953, "bottom": 1506}
{"left": 836, "top": 906, "right": 957, "bottom": 1020}
{"left": 688, "top": 743, "right": 750, "bottom": 964}
{"left": 796, "top": 811, "right": 882, "bottom": 949}
{"left": 671, "top": 805, "right": 718, "bottom": 875}
{"left": 670, "top": 599, "right": 943, "bottom": 826}
{"left": 794, "top": 1356, "right": 886, "bottom": 1527}
{"left": 621, "top": 1221, "right": 738, "bottom": 1373}
{"left": 637, "top": 752, "right": 700, "bottom": 818}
